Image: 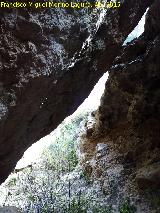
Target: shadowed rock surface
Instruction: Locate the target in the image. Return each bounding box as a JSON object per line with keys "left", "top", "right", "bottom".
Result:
{"left": 0, "top": 0, "right": 153, "bottom": 183}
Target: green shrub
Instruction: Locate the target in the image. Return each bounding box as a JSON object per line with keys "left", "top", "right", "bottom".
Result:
{"left": 41, "top": 111, "right": 89, "bottom": 174}
{"left": 92, "top": 205, "right": 113, "bottom": 213}
{"left": 67, "top": 197, "right": 89, "bottom": 213}
{"left": 80, "top": 171, "right": 92, "bottom": 185}
{"left": 119, "top": 199, "right": 136, "bottom": 213}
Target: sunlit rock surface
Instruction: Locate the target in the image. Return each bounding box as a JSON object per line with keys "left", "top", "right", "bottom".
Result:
{"left": 0, "top": 0, "right": 152, "bottom": 183}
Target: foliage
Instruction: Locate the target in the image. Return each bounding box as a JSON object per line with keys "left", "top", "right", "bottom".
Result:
{"left": 42, "top": 110, "right": 89, "bottom": 173}
{"left": 67, "top": 196, "right": 89, "bottom": 213}
{"left": 119, "top": 199, "right": 136, "bottom": 213}
{"left": 80, "top": 171, "right": 92, "bottom": 185}
{"left": 92, "top": 205, "right": 113, "bottom": 213}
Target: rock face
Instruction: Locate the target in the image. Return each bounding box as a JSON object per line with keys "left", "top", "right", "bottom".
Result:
{"left": 0, "top": 1, "right": 152, "bottom": 183}
{"left": 78, "top": 0, "right": 160, "bottom": 211}
{"left": 81, "top": 1, "right": 160, "bottom": 200}
{"left": 98, "top": 0, "right": 160, "bottom": 171}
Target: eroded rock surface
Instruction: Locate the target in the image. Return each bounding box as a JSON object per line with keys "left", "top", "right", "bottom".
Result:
{"left": 98, "top": 0, "right": 160, "bottom": 170}
{"left": 78, "top": 0, "right": 160, "bottom": 212}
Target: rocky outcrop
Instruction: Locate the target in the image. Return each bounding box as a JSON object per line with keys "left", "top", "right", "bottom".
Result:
{"left": 98, "top": 0, "right": 160, "bottom": 170}
{"left": 78, "top": 0, "right": 160, "bottom": 211}
{"left": 0, "top": 1, "right": 152, "bottom": 183}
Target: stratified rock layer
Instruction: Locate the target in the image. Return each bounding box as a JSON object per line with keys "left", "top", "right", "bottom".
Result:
{"left": 0, "top": 1, "right": 152, "bottom": 183}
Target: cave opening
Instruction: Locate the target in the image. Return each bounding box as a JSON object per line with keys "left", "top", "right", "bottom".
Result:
{"left": 0, "top": 3, "right": 157, "bottom": 212}
{"left": 123, "top": 7, "right": 149, "bottom": 45}
{"left": 0, "top": 73, "right": 108, "bottom": 211}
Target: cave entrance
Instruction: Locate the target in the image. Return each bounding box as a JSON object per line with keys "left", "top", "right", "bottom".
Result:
{"left": 0, "top": 7, "right": 149, "bottom": 211}
{"left": 13, "top": 7, "right": 148, "bottom": 172}
{"left": 0, "top": 73, "right": 108, "bottom": 210}
{"left": 15, "top": 72, "right": 108, "bottom": 170}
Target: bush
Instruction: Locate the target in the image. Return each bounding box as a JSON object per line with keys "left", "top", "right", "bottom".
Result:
{"left": 119, "top": 199, "right": 136, "bottom": 213}
{"left": 42, "top": 110, "right": 90, "bottom": 173}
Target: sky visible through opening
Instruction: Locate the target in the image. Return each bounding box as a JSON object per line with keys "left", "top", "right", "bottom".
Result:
{"left": 16, "top": 9, "right": 147, "bottom": 169}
